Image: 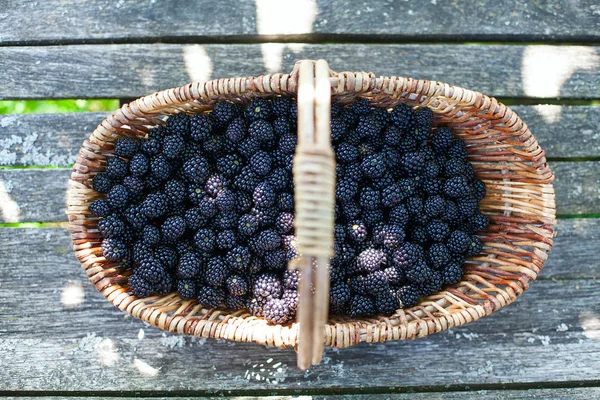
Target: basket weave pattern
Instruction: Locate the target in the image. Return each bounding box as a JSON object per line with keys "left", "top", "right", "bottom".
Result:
{"left": 67, "top": 63, "right": 556, "bottom": 349}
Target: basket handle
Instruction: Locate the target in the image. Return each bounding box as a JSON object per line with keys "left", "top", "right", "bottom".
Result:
{"left": 290, "top": 59, "right": 336, "bottom": 370}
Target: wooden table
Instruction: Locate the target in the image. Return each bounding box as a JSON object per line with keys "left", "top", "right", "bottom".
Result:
{"left": 1, "top": 1, "right": 599, "bottom": 398}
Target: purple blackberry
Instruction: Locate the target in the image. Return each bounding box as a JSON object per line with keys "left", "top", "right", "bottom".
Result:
{"left": 227, "top": 246, "right": 251, "bottom": 270}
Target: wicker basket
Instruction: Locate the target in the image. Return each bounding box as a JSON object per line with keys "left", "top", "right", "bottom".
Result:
{"left": 66, "top": 59, "right": 556, "bottom": 369}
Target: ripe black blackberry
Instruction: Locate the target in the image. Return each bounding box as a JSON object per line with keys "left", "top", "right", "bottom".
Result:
{"left": 177, "top": 279, "right": 198, "bottom": 299}
{"left": 375, "top": 291, "right": 399, "bottom": 315}
{"left": 165, "top": 113, "right": 189, "bottom": 137}
{"left": 396, "top": 285, "right": 420, "bottom": 308}
{"left": 216, "top": 153, "right": 243, "bottom": 178}
{"left": 278, "top": 133, "right": 297, "bottom": 154}
{"left": 194, "top": 228, "right": 216, "bottom": 252}
{"left": 410, "top": 225, "right": 428, "bottom": 246}
{"left": 253, "top": 273, "right": 282, "bottom": 302}
{"left": 252, "top": 182, "right": 276, "bottom": 209}
{"left": 466, "top": 235, "right": 483, "bottom": 256}
{"left": 383, "top": 265, "right": 405, "bottom": 286}
{"left": 202, "top": 134, "right": 225, "bottom": 155}
{"left": 190, "top": 114, "right": 213, "bottom": 143}
{"left": 389, "top": 204, "right": 410, "bottom": 227}
{"left": 141, "top": 136, "right": 162, "bottom": 156}
{"left": 128, "top": 153, "right": 149, "bottom": 177}
{"left": 246, "top": 98, "right": 273, "bottom": 122}
{"left": 359, "top": 187, "right": 381, "bottom": 210}
{"left": 356, "top": 114, "right": 383, "bottom": 139}
{"left": 122, "top": 175, "right": 144, "bottom": 198}
{"left": 423, "top": 178, "right": 443, "bottom": 196}
{"left": 418, "top": 270, "right": 444, "bottom": 297}
{"left": 187, "top": 184, "right": 204, "bottom": 206}
{"left": 362, "top": 209, "right": 384, "bottom": 227}
{"left": 197, "top": 285, "right": 225, "bottom": 308}
{"left": 155, "top": 246, "right": 178, "bottom": 269}
{"left": 363, "top": 270, "right": 390, "bottom": 297}
{"left": 427, "top": 220, "right": 451, "bottom": 242}
{"left": 141, "top": 192, "right": 169, "bottom": 218}
{"left": 444, "top": 176, "right": 471, "bottom": 198}
{"left": 424, "top": 195, "right": 445, "bottom": 218}
{"left": 137, "top": 257, "right": 167, "bottom": 284}
{"left": 445, "top": 230, "right": 470, "bottom": 254}
{"left": 330, "top": 117, "right": 348, "bottom": 142}
{"left": 266, "top": 167, "right": 289, "bottom": 192}
{"left": 468, "top": 212, "right": 489, "bottom": 232}
{"left": 216, "top": 230, "right": 237, "bottom": 250}
{"left": 162, "top": 134, "right": 185, "bottom": 160}
{"left": 248, "top": 119, "right": 274, "bottom": 142}
{"left": 336, "top": 143, "right": 359, "bottom": 165}
{"left": 213, "top": 213, "right": 238, "bottom": 231}
{"left": 114, "top": 136, "right": 139, "bottom": 159}
{"left": 182, "top": 156, "right": 210, "bottom": 184}
{"left": 133, "top": 241, "right": 153, "bottom": 264}
{"left": 336, "top": 178, "right": 359, "bottom": 203}
{"left": 471, "top": 179, "right": 487, "bottom": 202}
{"left": 215, "top": 188, "right": 236, "bottom": 212}
{"left": 237, "top": 214, "right": 260, "bottom": 237}
{"left": 382, "top": 224, "right": 406, "bottom": 250}
{"left": 98, "top": 214, "right": 125, "bottom": 238}
{"left": 197, "top": 196, "right": 217, "bottom": 218}
{"left": 393, "top": 243, "right": 425, "bottom": 269}
{"left": 361, "top": 153, "right": 387, "bottom": 179}
{"left": 414, "top": 107, "right": 434, "bottom": 143}
{"left": 225, "top": 294, "right": 247, "bottom": 310}
{"left": 142, "top": 225, "right": 161, "bottom": 246}
{"left": 389, "top": 104, "right": 415, "bottom": 132}
{"left": 401, "top": 150, "right": 425, "bottom": 177}
{"left": 101, "top": 238, "right": 128, "bottom": 261}
{"left": 212, "top": 101, "right": 241, "bottom": 127}
{"left": 348, "top": 295, "right": 376, "bottom": 318}
{"left": 405, "top": 259, "right": 433, "bottom": 284}
{"left": 432, "top": 127, "right": 454, "bottom": 155}
{"left": 329, "top": 282, "right": 351, "bottom": 314}
{"left": 263, "top": 249, "right": 287, "bottom": 271}
{"left": 128, "top": 273, "right": 154, "bottom": 298}
{"left": 249, "top": 151, "right": 273, "bottom": 177}
{"left": 226, "top": 274, "right": 248, "bottom": 296}
{"left": 237, "top": 136, "right": 261, "bottom": 158}
{"left": 457, "top": 195, "right": 478, "bottom": 217}
{"left": 226, "top": 246, "right": 251, "bottom": 270}
{"left": 92, "top": 172, "right": 114, "bottom": 193}
{"left": 163, "top": 179, "right": 186, "bottom": 206}
{"left": 234, "top": 166, "right": 261, "bottom": 192}
{"left": 448, "top": 140, "right": 468, "bottom": 161}
{"left": 275, "top": 212, "right": 294, "bottom": 234}
{"left": 105, "top": 157, "right": 128, "bottom": 180}
{"left": 348, "top": 220, "right": 368, "bottom": 243}
{"left": 176, "top": 252, "right": 202, "bottom": 279}
{"left": 442, "top": 261, "right": 464, "bottom": 285}
{"left": 205, "top": 257, "right": 229, "bottom": 287}
{"left": 162, "top": 216, "right": 186, "bottom": 242}
{"left": 350, "top": 98, "right": 371, "bottom": 116}
{"left": 428, "top": 243, "right": 451, "bottom": 269}
{"left": 254, "top": 229, "right": 281, "bottom": 251}
{"left": 90, "top": 199, "right": 110, "bottom": 217}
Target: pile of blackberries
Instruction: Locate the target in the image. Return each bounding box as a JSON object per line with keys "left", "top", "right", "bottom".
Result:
{"left": 89, "top": 96, "right": 488, "bottom": 324}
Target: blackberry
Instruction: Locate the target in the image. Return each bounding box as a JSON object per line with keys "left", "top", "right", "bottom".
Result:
{"left": 393, "top": 243, "right": 425, "bottom": 269}
{"left": 390, "top": 104, "right": 415, "bottom": 132}
{"left": 442, "top": 200, "right": 461, "bottom": 227}
{"left": 227, "top": 246, "right": 251, "bottom": 270}
{"left": 141, "top": 192, "right": 169, "bottom": 218}
{"left": 336, "top": 178, "right": 359, "bottom": 203}
{"left": 463, "top": 162, "right": 475, "bottom": 181}
{"left": 248, "top": 119, "right": 274, "bottom": 142}
{"left": 372, "top": 173, "right": 396, "bottom": 191}
{"left": 246, "top": 297, "right": 266, "bottom": 316}
{"left": 190, "top": 114, "right": 213, "bottom": 143}
{"left": 253, "top": 273, "right": 282, "bottom": 301}
{"left": 128, "top": 273, "right": 154, "bottom": 298}
{"left": 187, "top": 184, "right": 205, "bottom": 206}
{"left": 383, "top": 125, "right": 403, "bottom": 147}
{"left": 397, "top": 135, "right": 417, "bottom": 152}
{"left": 414, "top": 107, "right": 434, "bottom": 143}
{"left": 389, "top": 204, "right": 410, "bottom": 227}
{"left": 92, "top": 172, "right": 114, "bottom": 193}
{"left": 330, "top": 117, "right": 348, "bottom": 142}
{"left": 142, "top": 225, "right": 161, "bottom": 245}
{"left": 165, "top": 113, "right": 190, "bottom": 136}
{"left": 253, "top": 182, "right": 276, "bottom": 209}
{"left": 272, "top": 96, "right": 293, "bottom": 116}
{"left": 381, "top": 184, "right": 405, "bottom": 208}
{"left": 336, "top": 143, "right": 359, "bottom": 165}
{"left": 101, "top": 238, "right": 128, "bottom": 261}
{"left": 397, "top": 178, "right": 417, "bottom": 197}
{"left": 198, "top": 196, "right": 217, "bottom": 218}
{"left": 375, "top": 291, "right": 399, "bottom": 315}
{"left": 114, "top": 136, "right": 139, "bottom": 159}
{"left": 278, "top": 134, "right": 298, "bottom": 154}
{"left": 341, "top": 201, "right": 361, "bottom": 220}
{"left": 129, "top": 153, "right": 149, "bottom": 177}
{"left": 472, "top": 179, "right": 487, "bottom": 202}
{"left": 361, "top": 153, "right": 387, "bottom": 178}
{"left": 381, "top": 224, "right": 405, "bottom": 250}
{"left": 431, "top": 127, "right": 454, "bottom": 155}
{"left": 194, "top": 228, "right": 216, "bottom": 252}
{"left": 182, "top": 156, "right": 210, "bottom": 183}
{"left": 428, "top": 243, "right": 450, "bottom": 269}
{"left": 155, "top": 246, "right": 178, "bottom": 269}
{"left": 263, "top": 249, "right": 287, "bottom": 270}
{"left": 205, "top": 257, "right": 229, "bottom": 287}
{"left": 364, "top": 270, "right": 390, "bottom": 297}
{"left": 282, "top": 289, "right": 299, "bottom": 313}
{"left": 264, "top": 299, "right": 293, "bottom": 325}
{"left": 444, "top": 176, "right": 471, "bottom": 198}
{"left": 197, "top": 285, "right": 225, "bottom": 308}
{"left": 410, "top": 226, "right": 428, "bottom": 246}
{"left": 348, "top": 295, "right": 376, "bottom": 318}
{"left": 406, "top": 196, "right": 424, "bottom": 217}
{"left": 468, "top": 212, "right": 489, "bottom": 232}
{"left": 141, "top": 135, "right": 163, "bottom": 156}
{"left": 401, "top": 150, "right": 425, "bottom": 176}
{"left": 423, "top": 178, "right": 443, "bottom": 196}
{"left": 383, "top": 266, "right": 405, "bottom": 286}
{"left": 457, "top": 195, "right": 478, "bottom": 217}
{"left": 215, "top": 188, "right": 236, "bottom": 212}
{"left": 164, "top": 179, "right": 187, "bottom": 206}
{"left": 225, "top": 294, "right": 247, "bottom": 310}
{"left": 442, "top": 262, "right": 464, "bottom": 285}
{"left": 359, "top": 187, "right": 381, "bottom": 211}
{"left": 396, "top": 285, "right": 420, "bottom": 308}
{"left": 448, "top": 140, "right": 468, "bottom": 161}
{"left": 98, "top": 214, "right": 126, "bottom": 238}
{"left": 138, "top": 257, "right": 167, "bottom": 284}
{"left": 224, "top": 274, "right": 248, "bottom": 297}
{"left": 405, "top": 259, "right": 433, "bottom": 284}
{"left": 161, "top": 216, "right": 186, "bottom": 242}
{"left": 176, "top": 252, "right": 202, "bottom": 279}
{"left": 348, "top": 220, "right": 368, "bottom": 243}
{"left": 123, "top": 175, "right": 144, "bottom": 198}
{"left": 202, "top": 134, "right": 225, "bottom": 155}
{"left": 418, "top": 270, "right": 444, "bottom": 296}
{"left": 427, "top": 220, "right": 450, "bottom": 242}
{"left": 424, "top": 195, "right": 445, "bottom": 218}
{"left": 255, "top": 230, "right": 281, "bottom": 251}
{"left": 249, "top": 151, "right": 272, "bottom": 176}
{"left": 446, "top": 230, "right": 471, "bottom": 254}
{"left": 423, "top": 160, "right": 441, "bottom": 179}
{"left": 214, "top": 212, "right": 238, "bottom": 230}
{"left": 356, "top": 115, "right": 383, "bottom": 138}
{"left": 466, "top": 235, "right": 483, "bottom": 256}
{"left": 237, "top": 137, "right": 261, "bottom": 158}
{"left": 283, "top": 269, "right": 300, "bottom": 290}
{"left": 217, "top": 230, "right": 237, "bottom": 250}
{"left": 105, "top": 157, "right": 128, "bottom": 180}
{"left": 329, "top": 282, "right": 351, "bottom": 314}
{"left": 177, "top": 279, "right": 198, "bottom": 299}
{"left": 148, "top": 125, "right": 167, "bottom": 141}
{"left": 90, "top": 199, "right": 110, "bottom": 217}
{"left": 362, "top": 209, "right": 384, "bottom": 227}
{"left": 162, "top": 134, "right": 185, "bottom": 160}
{"left": 351, "top": 98, "right": 371, "bottom": 116}
{"left": 246, "top": 99, "right": 272, "bottom": 121}
{"left": 356, "top": 249, "right": 385, "bottom": 273}
{"left": 444, "top": 158, "right": 465, "bottom": 178}
{"left": 216, "top": 153, "right": 243, "bottom": 178}
{"left": 238, "top": 214, "right": 260, "bottom": 237}
{"left": 234, "top": 166, "right": 261, "bottom": 192}
{"left": 212, "top": 101, "right": 241, "bottom": 127}
{"left": 276, "top": 212, "right": 294, "bottom": 234}
{"left": 133, "top": 241, "right": 154, "bottom": 264}
{"left": 272, "top": 115, "right": 291, "bottom": 135}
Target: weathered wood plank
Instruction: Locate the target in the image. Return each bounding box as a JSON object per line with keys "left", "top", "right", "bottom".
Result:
{"left": 4, "top": 389, "right": 600, "bottom": 399}
{"left": 1, "top": 0, "right": 599, "bottom": 45}
{"left": 1, "top": 260, "right": 598, "bottom": 392}
{"left": 1, "top": 106, "right": 599, "bottom": 167}
{"left": 0, "top": 161, "right": 594, "bottom": 223}
{"left": 1, "top": 44, "right": 599, "bottom": 100}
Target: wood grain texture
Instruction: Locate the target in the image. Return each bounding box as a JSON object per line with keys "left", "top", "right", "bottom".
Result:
{"left": 1, "top": 0, "right": 599, "bottom": 44}
{"left": 1, "top": 44, "right": 599, "bottom": 100}
{"left": 2, "top": 106, "right": 599, "bottom": 167}
{"left": 0, "top": 162, "right": 594, "bottom": 223}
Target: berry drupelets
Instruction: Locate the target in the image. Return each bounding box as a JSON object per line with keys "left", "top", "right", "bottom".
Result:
{"left": 91, "top": 96, "right": 487, "bottom": 325}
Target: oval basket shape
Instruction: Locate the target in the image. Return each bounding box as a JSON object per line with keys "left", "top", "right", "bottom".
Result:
{"left": 66, "top": 61, "right": 556, "bottom": 350}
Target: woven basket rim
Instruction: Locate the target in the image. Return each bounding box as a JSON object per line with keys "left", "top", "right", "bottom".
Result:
{"left": 66, "top": 61, "right": 556, "bottom": 350}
